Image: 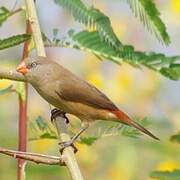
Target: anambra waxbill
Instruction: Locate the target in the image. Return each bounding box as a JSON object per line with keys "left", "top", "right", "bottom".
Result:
{"left": 16, "top": 56, "right": 159, "bottom": 146}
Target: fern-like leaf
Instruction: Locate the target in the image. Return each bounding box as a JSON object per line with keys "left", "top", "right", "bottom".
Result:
{"left": 0, "top": 34, "right": 31, "bottom": 50}
{"left": 28, "top": 116, "right": 57, "bottom": 141}
{"left": 0, "top": 85, "right": 13, "bottom": 95}
{"left": 72, "top": 31, "right": 179, "bottom": 80}
{"left": 54, "top": 0, "right": 122, "bottom": 50}
{"left": 150, "top": 169, "right": 180, "bottom": 180}
{"left": 0, "top": 6, "right": 10, "bottom": 26}
{"left": 124, "top": 0, "right": 170, "bottom": 45}
{"left": 47, "top": 30, "right": 179, "bottom": 80}
{"left": 170, "top": 132, "right": 180, "bottom": 143}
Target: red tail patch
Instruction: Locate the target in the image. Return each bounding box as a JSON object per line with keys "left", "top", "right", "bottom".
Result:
{"left": 110, "top": 110, "right": 159, "bottom": 140}
{"left": 111, "top": 110, "right": 132, "bottom": 124}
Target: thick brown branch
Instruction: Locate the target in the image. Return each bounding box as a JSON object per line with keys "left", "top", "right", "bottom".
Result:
{"left": 0, "top": 147, "right": 65, "bottom": 166}
{"left": 0, "top": 68, "right": 26, "bottom": 82}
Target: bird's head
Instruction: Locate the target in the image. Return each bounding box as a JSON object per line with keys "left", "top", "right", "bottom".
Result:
{"left": 16, "top": 56, "right": 55, "bottom": 83}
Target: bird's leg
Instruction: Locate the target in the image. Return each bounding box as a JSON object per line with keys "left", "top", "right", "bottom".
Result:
{"left": 51, "top": 109, "right": 89, "bottom": 153}
{"left": 59, "top": 122, "right": 89, "bottom": 154}
{"left": 51, "top": 108, "right": 78, "bottom": 153}
{"left": 51, "top": 108, "right": 69, "bottom": 123}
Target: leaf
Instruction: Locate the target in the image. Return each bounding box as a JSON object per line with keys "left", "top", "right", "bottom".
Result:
{"left": 53, "top": 28, "right": 59, "bottom": 37}
{"left": 0, "top": 34, "right": 31, "bottom": 50}
{"left": 0, "top": 85, "right": 13, "bottom": 95}
{"left": 54, "top": 0, "right": 123, "bottom": 50}
{"left": 36, "top": 116, "right": 49, "bottom": 131}
{"left": 170, "top": 132, "right": 180, "bottom": 143}
{"left": 121, "top": 117, "right": 151, "bottom": 138}
{"left": 40, "top": 132, "right": 57, "bottom": 139}
{"left": 160, "top": 65, "right": 180, "bottom": 81}
{"left": 48, "top": 30, "right": 180, "bottom": 80}
{"left": 68, "top": 29, "right": 75, "bottom": 37}
{"left": 150, "top": 169, "right": 180, "bottom": 180}
{"left": 0, "top": 6, "right": 10, "bottom": 27}
{"left": 28, "top": 116, "right": 57, "bottom": 141}
{"left": 87, "top": 117, "right": 152, "bottom": 140}
{"left": 121, "top": 126, "right": 142, "bottom": 138}
{"left": 79, "top": 136, "right": 98, "bottom": 146}
{"left": 124, "top": 0, "right": 170, "bottom": 45}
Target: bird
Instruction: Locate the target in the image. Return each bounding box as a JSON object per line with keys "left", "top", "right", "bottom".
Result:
{"left": 16, "top": 56, "right": 159, "bottom": 149}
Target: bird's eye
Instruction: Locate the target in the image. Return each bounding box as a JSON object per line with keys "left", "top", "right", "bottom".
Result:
{"left": 31, "top": 62, "right": 37, "bottom": 68}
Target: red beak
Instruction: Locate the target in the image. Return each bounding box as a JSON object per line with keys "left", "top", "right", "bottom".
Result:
{"left": 16, "top": 61, "right": 29, "bottom": 75}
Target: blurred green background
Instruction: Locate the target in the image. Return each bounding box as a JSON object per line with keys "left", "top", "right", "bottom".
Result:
{"left": 0, "top": 0, "right": 180, "bottom": 179}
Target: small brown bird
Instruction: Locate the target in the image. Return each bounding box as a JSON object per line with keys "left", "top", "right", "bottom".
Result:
{"left": 16, "top": 56, "right": 159, "bottom": 148}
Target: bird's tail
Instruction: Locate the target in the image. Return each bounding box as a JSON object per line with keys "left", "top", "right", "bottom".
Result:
{"left": 111, "top": 110, "right": 159, "bottom": 140}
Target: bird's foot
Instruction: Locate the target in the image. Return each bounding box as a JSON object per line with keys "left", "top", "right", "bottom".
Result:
{"left": 51, "top": 108, "right": 69, "bottom": 124}
{"left": 59, "top": 140, "right": 78, "bottom": 154}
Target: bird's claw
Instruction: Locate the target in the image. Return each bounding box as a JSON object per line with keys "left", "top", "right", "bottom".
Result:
{"left": 59, "top": 141, "right": 78, "bottom": 154}
{"left": 51, "top": 108, "right": 69, "bottom": 123}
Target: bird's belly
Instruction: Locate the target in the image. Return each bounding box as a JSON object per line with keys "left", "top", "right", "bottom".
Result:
{"left": 64, "top": 101, "right": 117, "bottom": 121}
{"left": 33, "top": 85, "right": 116, "bottom": 121}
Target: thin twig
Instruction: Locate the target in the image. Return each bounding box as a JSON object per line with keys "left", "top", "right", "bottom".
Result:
{"left": 0, "top": 147, "right": 65, "bottom": 166}
{"left": 17, "top": 19, "right": 31, "bottom": 180}
{"left": 10, "top": 8, "right": 23, "bottom": 16}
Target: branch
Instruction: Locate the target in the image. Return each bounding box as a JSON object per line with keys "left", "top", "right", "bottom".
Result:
{"left": 25, "top": 0, "right": 84, "bottom": 180}
{"left": 0, "top": 68, "right": 26, "bottom": 82}
{"left": 54, "top": 116, "right": 84, "bottom": 180}
{"left": 25, "top": 0, "right": 45, "bottom": 56}
{"left": 0, "top": 147, "right": 65, "bottom": 166}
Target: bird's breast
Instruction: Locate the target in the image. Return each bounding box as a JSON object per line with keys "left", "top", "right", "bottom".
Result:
{"left": 32, "top": 81, "right": 69, "bottom": 112}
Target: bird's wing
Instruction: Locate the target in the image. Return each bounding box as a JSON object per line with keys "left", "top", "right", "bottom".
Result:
{"left": 56, "top": 74, "right": 118, "bottom": 111}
